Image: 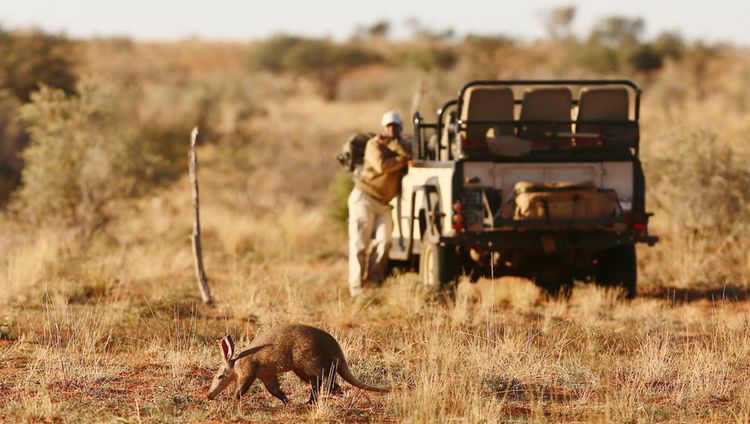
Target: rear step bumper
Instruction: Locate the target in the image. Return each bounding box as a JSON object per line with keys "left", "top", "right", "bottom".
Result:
{"left": 443, "top": 231, "right": 658, "bottom": 251}
{"left": 389, "top": 231, "right": 658, "bottom": 261}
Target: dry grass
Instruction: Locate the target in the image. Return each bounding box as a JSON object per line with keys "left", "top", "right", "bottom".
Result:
{"left": 3, "top": 247, "right": 750, "bottom": 422}
{"left": 2, "top": 37, "right": 750, "bottom": 422}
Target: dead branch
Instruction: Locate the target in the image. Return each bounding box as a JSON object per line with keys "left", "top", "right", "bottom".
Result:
{"left": 189, "top": 126, "right": 213, "bottom": 306}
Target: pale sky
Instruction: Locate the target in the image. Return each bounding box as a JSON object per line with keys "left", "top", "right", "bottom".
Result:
{"left": 1, "top": 0, "right": 748, "bottom": 46}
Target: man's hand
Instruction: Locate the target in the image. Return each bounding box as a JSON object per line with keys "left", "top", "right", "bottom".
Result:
{"left": 388, "top": 139, "right": 411, "bottom": 159}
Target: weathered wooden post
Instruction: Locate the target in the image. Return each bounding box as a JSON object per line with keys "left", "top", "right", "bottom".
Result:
{"left": 189, "top": 127, "right": 213, "bottom": 305}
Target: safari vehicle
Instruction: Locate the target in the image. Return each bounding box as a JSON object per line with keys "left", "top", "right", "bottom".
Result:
{"left": 388, "top": 79, "right": 658, "bottom": 297}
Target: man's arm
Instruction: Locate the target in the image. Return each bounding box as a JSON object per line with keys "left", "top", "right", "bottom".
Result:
{"left": 389, "top": 139, "right": 411, "bottom": 159}
{"left": 364, "top": 138, "right": 408, "bottom": 174}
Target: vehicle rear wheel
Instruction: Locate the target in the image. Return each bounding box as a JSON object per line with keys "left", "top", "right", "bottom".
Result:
{"left": 595, "top": 245, "right": 637, "bottom": 299}
{"left": 419, "top": 241, "right": 457, "bottom": 292}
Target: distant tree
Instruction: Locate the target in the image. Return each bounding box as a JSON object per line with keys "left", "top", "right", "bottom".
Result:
{"left": 0, "top": 93, "right": 25, "bottom": 204}
{"left": 620, "top": 43, "right": 663, "bottom": 71}
{"left": 0, "top": 27, "right": 78, "bottom": 102}
{"left": 404, "top": 17, "right": 455, "bottom": 41}
{"left": 368, "top": 20, "right": 390, "bottom": 38}
{"left": 463, "top": 34, "right": 515, "bottom": 77}
{"left": 589, "top": 16, "right": 644, "bottom": 48}
{"left": 464, "top": 34, "right": 515, "bottom": 52}
{"left": 542, "top": 6, "right": 576, "bottom": 41}
{"left": 576, "top": 15, "right": 666, "bottom": 73}
{"left": 248, "top": 35, "right": 381, "bottom": 100}
{"left": 400, "top": 45, "right": 458, "bottom": 72}
{"left": 248, "top": 35, "right": 304, "bottom": 73}
{"left": 652, "top": 31, "right": 686, "bottom": 61}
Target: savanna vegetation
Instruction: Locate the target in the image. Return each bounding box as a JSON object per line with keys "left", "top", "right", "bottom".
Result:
{"left": 2, "top": 8, "right": 750, "bottom": 422}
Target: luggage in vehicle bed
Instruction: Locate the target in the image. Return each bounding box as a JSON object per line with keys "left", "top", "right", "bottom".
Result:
{"left": 507, "top": 181, "right": 619, "bottom": 225}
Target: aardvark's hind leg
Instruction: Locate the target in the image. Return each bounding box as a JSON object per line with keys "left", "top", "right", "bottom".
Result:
{"left": 292, "top": 368, "right": 319, "bottom": 404}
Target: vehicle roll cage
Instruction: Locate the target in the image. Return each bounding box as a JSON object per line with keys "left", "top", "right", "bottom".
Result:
{"left": 412, "top": 79, "right": 642, "bottom": 161}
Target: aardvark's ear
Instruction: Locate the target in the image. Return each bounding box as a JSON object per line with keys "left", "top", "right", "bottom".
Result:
{"left": 220, "top": 335, "right": 234, "bottom": 363}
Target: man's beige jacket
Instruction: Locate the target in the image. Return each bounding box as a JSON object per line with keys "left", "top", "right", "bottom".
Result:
{"left": 355, "top": 135, "right": 410, "bottom": 204}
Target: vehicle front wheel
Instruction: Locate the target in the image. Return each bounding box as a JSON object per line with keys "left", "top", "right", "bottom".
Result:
{"left": 419, "top": 241, "right": 457, "bottom": 292}
{"left": 595, "top": 245, "right": 637, "bottom": 299}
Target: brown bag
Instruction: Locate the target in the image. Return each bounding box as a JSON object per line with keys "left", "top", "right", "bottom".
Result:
{"left": 511, "top": 181, "right": 618, "bottom": 224}
{"left": 336, "top": 132, "right": 375, "bottom": 171}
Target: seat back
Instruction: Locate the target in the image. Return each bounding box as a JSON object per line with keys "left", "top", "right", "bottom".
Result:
{"left": 518, "top": 88, "right": 572, "bottom": 140}
{"left": 459, "top": 87, "right": 515, "bottom": 147}
{"left": 438, "top": 106, "right": 457, "bottom": 160}
{"left": 576, "top": 88, "right": 630, "bottom": 134}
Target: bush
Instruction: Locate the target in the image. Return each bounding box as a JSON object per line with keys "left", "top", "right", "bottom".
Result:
{"left": 647, "top": 129, "right": 750, "bottom": 236}
{"left": 14, "top": 77, "right": 159, "bottom": 234}
{"left": 642, "top": 129, "right": 750, "bottom": 287}
{"left": 0, "top": 28, "right": 79, "bottom": 203}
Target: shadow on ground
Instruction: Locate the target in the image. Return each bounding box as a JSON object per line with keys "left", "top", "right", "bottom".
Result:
{"left": 639, "top": 285, "right": 750, "bottom": 303}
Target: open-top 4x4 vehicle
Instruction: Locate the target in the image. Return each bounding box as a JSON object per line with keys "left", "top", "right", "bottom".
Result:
{"left": 389, "top": 80, "right": 658, "bottom": 298}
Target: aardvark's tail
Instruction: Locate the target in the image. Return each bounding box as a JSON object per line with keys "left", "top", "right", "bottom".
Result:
{"left": 337, "top": 359, "right": 389, "bottom": 393}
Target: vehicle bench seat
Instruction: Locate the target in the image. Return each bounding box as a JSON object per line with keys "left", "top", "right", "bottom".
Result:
{"left": 460, "top": 86, "right": 514, "bottom": 151}
{"left": 576, "top": 87, "right": 635, "bottom": 148}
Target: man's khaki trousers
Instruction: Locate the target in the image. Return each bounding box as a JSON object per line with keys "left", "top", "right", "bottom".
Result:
{"left": 348, "top": 188, "right": 393, "bottom": 297}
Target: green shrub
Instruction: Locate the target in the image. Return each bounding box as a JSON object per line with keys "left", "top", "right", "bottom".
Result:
{"left": 328, "top": 171, "right": 354, "bottom": 229}
{"left": 14, "top": 77, "right": 159, "bottom": 234}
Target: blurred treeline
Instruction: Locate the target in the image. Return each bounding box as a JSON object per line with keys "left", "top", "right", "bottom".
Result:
{"left": 1, "top": 7, "right": 749, "bottom": 288}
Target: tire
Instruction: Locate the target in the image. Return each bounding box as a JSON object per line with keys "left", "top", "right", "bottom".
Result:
{"left": 419, "top": 241, "right": 457, "bottom": 292}
{"left": 595, "top": 245, "right": 637, "bottom": 299}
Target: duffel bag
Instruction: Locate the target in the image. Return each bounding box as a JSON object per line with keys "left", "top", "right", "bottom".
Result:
{"left": 512, "top": 181, "right": 618, "bottom": 222}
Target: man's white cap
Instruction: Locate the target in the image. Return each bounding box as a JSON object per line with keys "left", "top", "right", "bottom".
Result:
{"left": 381, "top": 111, "right": 402, "bottom": 127}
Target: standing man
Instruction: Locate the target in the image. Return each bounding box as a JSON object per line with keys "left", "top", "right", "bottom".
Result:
{"left": 348, "top": 111, "right": 411, "bottom": 297}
